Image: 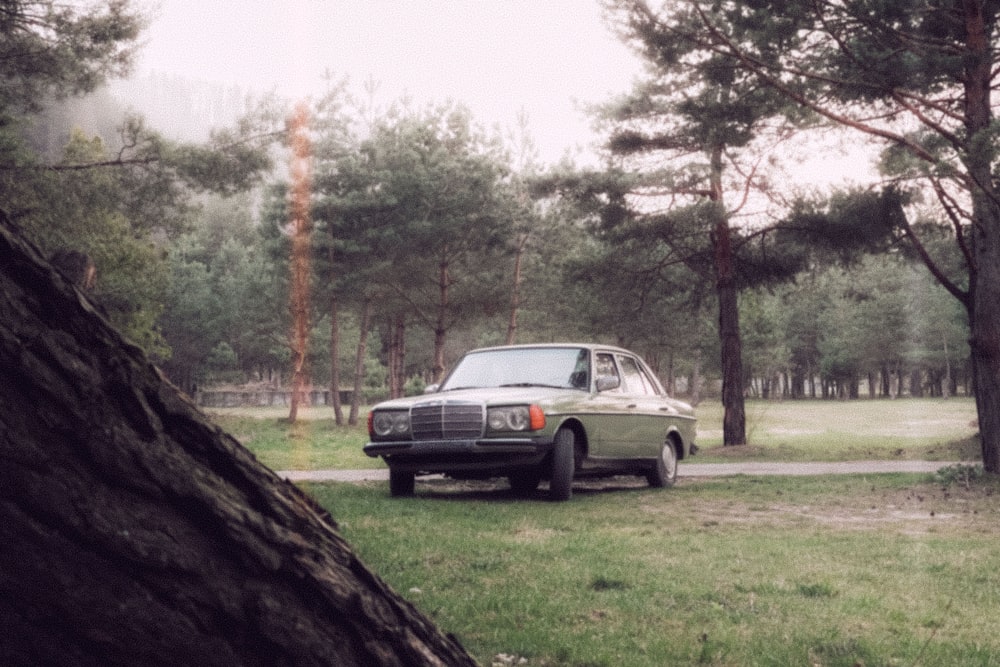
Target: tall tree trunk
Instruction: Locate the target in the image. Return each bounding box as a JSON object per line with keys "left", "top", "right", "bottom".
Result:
{"left": 388, "top": 315, "right": 406, "bottom": 399}
{"left": 505, "top": 232, "right": 529, "bottom": 345}
{"left": 287, "top": 102, "right": 313, "bottom": 423}
{"left": 963, "top": 0, "right": 1000, "bottom": 473}
{"left": 708, "top": 145, "right": 747, "bottom": 446}
{"left": 349, "top": 298, "right": 373, "bottom": 426}
{"left": 329, "top": 288, "right": 344, "bottom": 425}
{"left": 0, "top": 215, "right": 477, "bottom": 666}
{"left": 433, "top": 250, "right": 449, "bottom": 384}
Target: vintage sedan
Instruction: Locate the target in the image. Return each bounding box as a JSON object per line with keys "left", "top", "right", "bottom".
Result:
{"left": 364, "top": 343, "right": 697, "bottom": 500}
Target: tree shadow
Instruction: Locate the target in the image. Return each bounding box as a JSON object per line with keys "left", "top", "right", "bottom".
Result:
{"left": 410, "top": 476, "right": 651, "bottom": 502}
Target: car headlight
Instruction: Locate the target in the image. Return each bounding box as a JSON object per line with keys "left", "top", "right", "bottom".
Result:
{"left": 370, "top": 410, "right": 411, "bottom": 438}
{"left": 487, "top": 405, "right": 545, "bottom": 433}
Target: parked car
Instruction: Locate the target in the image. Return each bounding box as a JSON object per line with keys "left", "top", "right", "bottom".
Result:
{"left": 364, "top": 343, "right": 697, "bottom": 500}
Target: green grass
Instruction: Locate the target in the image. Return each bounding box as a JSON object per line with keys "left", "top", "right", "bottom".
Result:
{"left": 310, "top": 474, "right": 1000, "bottom": 667}
{"left": 207, "top": 407, "right": 377, "bottom": 470}
{"left": 208, "top": 397, "right": 981, "bottom": 471}
{"left": 207, "top": 400, "right": 996, "bottom": 665}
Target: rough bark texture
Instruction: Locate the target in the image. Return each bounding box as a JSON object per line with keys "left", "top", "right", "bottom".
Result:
{"left": 962, "top": 0, "right": 1000, "bottom": 474}
{"left": 0, "top": 216, "right": 477, "bottom": 666}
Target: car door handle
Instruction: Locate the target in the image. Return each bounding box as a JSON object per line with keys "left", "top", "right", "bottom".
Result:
{"left": 627, "top": 404, "right": 637, "bottom": 409}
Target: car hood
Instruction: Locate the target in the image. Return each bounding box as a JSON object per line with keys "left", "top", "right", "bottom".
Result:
{"left": 372, "top": 386, "right": 588, "bottom": 411}
{"left": 371, "top": 386, "right": 695, "bottom": 417}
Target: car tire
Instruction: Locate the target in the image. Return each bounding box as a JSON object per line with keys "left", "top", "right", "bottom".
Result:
{"left": 549, "top": 428, "right": 576, "bottom": 501}
{"left": 389, "top": 468, "right": 415, "bottom": 497}
{"left": 647, "top": 440, "right": 678, "bottom": 488}
{"left": 509, "top": 470, "right": 542, "bottom": 495}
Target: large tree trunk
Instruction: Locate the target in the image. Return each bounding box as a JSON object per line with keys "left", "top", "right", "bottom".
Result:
{"left": 708, "top": 145, "right": 747, "bottom": 446}
{"left": 0, "top": 216, "right": 477, "bottom": 666}
{"left": 963, "top": 0, "right": 1000, "bottom": 473}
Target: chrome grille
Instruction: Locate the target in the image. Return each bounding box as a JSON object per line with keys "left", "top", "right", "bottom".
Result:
{"left": 410, "top": 402, "right": 484, "bottom": 440}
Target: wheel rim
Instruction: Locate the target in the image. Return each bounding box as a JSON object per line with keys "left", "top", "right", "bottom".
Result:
{"left": 661, "top": 443, "right": 677, "bottom": 479}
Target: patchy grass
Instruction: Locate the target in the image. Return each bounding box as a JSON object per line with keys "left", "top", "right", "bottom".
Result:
{"left": 212, "top": 398, "right": 981, "bottom": 471}
{"left": 695, "top": 398, "right": 980, "bottom": 462}
{"left": 310, "top": 473, "right": 1000, "bottom": 667}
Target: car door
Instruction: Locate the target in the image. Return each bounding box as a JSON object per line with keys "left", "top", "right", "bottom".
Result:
{"left": 610, "top": 353, "right": 667, "bottom": 458}
{"left": 583, "top": 351, "right": 632, "bottom": 457}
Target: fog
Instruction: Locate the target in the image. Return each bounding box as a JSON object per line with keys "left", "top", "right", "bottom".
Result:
{"left": 133, "top": 0, "right": 644, "bottom": 165}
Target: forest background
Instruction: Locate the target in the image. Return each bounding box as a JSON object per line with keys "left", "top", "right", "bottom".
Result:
{"left": 2, "top": 0, "right": 974, "bottom": 435}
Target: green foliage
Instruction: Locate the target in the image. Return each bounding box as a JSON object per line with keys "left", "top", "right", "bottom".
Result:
{"left": 158, "top": 193, "right": 286, "bottom": 389}
{"left": 934, "top": 463, "right": 986, "bottom": 488}
{"left": 0, "top": 0, "right": 144, "bottom": 115}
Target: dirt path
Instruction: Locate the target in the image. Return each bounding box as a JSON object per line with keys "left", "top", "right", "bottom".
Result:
{"left": 279, "top": 460, "right": 960, "bottom": 483}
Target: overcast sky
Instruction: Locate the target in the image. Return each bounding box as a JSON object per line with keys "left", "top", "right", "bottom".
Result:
{"left": 135, "top": 0, "right": 646, "bottom": 165}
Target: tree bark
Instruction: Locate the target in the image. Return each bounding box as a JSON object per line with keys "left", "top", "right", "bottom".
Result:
{"left": 962, "top": 0, "right": 1000, "bottom": 473}
{"left": 0, "top": 216, "right": 477, "bottom": 666}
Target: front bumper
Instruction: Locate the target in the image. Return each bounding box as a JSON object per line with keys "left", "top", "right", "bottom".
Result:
{"left": 363, "top": 436, "right": 555, "bottom": 476}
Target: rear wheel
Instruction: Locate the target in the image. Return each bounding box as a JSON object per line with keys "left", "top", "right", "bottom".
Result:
{"left": 647, "top": 440, "right": 678, "bottom": 488}
{"left": 389, "top": 468, "right": 415, "bottom": 497}
{"left": 549, "top": 428, "right": 576, "bottom": 501}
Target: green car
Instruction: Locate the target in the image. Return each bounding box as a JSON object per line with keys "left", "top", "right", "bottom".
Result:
{"left": 364, "top": 343, "right": 697, "bottom": 501}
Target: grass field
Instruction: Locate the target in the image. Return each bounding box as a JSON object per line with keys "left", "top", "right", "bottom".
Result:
{"left": 309, "top": 473, "right": 1000, "bottom": 666}
{"left": 207, "top": 398, "right": 996, "bottom": 666}
{"left": 208, "top": 397, "right": 982, "bottom": 471}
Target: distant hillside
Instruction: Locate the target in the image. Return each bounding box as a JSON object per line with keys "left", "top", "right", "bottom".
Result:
{"left": 108, "top": 73, "right": 257, "bottom": 142}
{"left": 26, "top": 73, "right": 262, "bottom": 159}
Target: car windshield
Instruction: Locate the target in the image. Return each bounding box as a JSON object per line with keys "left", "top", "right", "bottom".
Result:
{"left": 440, "top": 347, "right": 590, "bottom": 391}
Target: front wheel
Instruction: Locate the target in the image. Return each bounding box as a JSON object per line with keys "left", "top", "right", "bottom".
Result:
{"left": 646, "top": 440, "right": 678, "bottom": 488}
{"left": 389, "top": 468, "right": 415, "bottom": 497}
{"left": 549, "top": 428, "right": 576, "bottom": 501}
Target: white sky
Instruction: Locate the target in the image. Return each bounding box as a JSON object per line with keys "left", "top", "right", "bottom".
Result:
{"left": 135, "top": 0, "right": 646, "bottom": 165}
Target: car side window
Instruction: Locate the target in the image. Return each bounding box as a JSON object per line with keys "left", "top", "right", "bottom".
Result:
{"left": 595, "top": 353, "right": 622, "bottom": 393}
{"left": 618, "top": 355, "right": 657, "bottom": 396}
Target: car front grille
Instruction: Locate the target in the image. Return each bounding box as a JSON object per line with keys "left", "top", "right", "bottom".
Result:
{"left": 410, "top": 402, "right": 484, "bottom": 440}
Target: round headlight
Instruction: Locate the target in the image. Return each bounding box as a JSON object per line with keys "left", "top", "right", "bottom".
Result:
{"left": 487, "top": 409, "right": 508, "bottom": 431}
{"left": 488, "top": 406, "right": 530, "bottom": 432}
{"left": 372, "top": 411, "right": 408, "bottom": 437}
{"left": 505, "top": 407, "right": 529, "bottom": 431}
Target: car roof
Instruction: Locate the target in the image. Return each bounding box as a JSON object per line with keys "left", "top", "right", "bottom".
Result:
{"left": 464, "top": 343, "right": 635, "bottom": 355}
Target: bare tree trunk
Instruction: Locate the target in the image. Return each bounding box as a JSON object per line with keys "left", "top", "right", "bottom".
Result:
{"left": 0, "top": 215, "right": 477, "bottom": 666}
{"left": 288, "top": 102, "right": 313, "bottom": 423}
{"left": 388, "top": 315, "right": 406, "bottom": 399}
{"left": 433, "top": 251, "right": 449, "bottom": 384}
{"left": 329, "top": 288, "right": 344, "bottom": 425}
{"left": 505, "top": 232, "right": 528, "bottom": 345}
{"left": 708, "top": 145, "right": 747, "bottom": 446}
{"left": 349, "top": 298, "right": 373, "bottom": 426}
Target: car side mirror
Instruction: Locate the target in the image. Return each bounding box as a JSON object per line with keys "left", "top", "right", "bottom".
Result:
{"left": 596, "top": 376, "right": 620, "bottom": 392}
